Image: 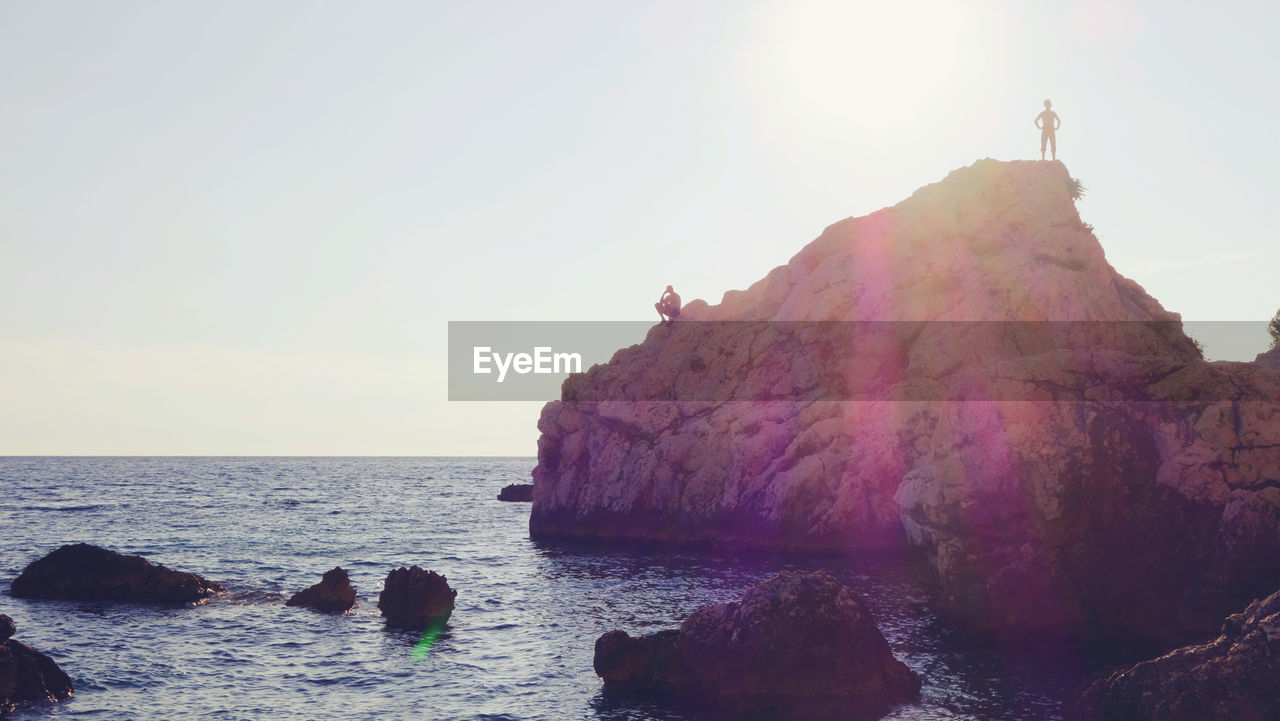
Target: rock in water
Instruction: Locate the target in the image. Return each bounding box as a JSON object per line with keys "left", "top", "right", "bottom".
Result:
{"left": 10, "top": 543, "right": 224, "bottom": 604}
{"left": 0, "top": 615, "right": 74, "bottom": 715}
{"left": 1069, "top": 588, "right": 1280, "bottom": 721}
{"left": 593, "top": 570, "right": 920, "bottom": 718}
{"left": 532, "top": 159, "right": 1280, "bottom": 641}
{"left": 286, "top": 567, "right": 357, "bottom": 613}
{"left": 497, "top": 483, "right": 533, "bottom": 502}
{"left": 377, "top": 566, "right": 456, "bottom": 629}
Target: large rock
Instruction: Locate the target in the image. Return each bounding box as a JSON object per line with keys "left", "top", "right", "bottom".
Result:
{"left": 286, "top": 567, "right": 356, "bottom": 613}
{"left": 377, "top": 566, "right": 456, "bottom": 629}
{"left": 594, "top": 570, "right": 920, "bottom": 718}
{"left": 11, "top": 544, "right": 224, "bottom": 605}
{"left": 0, "top": 614, "right": 74, "bottom": 715}
{"left": 531, "top": 159, "right": 1280, "bottom": 641}
{"left": 1069, "top": 588, "right": 1280, "bottom": 720}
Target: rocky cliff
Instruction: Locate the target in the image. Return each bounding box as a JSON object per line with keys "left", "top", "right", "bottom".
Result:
{"left": 530, "top": 159, "right": 1280, "bottom": 641}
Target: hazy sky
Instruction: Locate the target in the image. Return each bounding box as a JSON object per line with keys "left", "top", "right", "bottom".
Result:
{"left": 3, "top": 0, "right": 1277, "bottom": 455}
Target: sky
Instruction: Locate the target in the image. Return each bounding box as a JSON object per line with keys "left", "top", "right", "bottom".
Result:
{"left": 2, "top": 0, "right": 1278, "bottom": 455}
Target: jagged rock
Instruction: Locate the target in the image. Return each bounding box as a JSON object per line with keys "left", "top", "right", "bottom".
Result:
{"left": 497, "top": 483, "right": 533, "bottom": 502}
{"left": 11, "top": 543, "right": 224, "bottom": 605}
{"left": 1069, "top": 588, "right": 1280, "bottom": 721}
{"left": 0, "top": 615, "right": 74, "bottom": 714}
{"left": 285, "top": 567, "right": 356, "bottom": 613}
{"left": 532, "top": 159, "right": 1280, "bottom": 641}
{"left": 593, "top": 570, "right": 920, "bottom": 718}
{"left": 377, "top": 566, "right": 456, "bottom": 629}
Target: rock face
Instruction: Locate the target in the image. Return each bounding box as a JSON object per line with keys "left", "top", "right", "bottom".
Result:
{"left": 497, "top": 483, "right": 533, "bottom": 502}
{"left": 593, "top": 570, "right": 920, "bottom": 718}
{"left": 0, "top": 614, "right": 74, "bottom": 715}
{"left": 286, "top": 567, "right": 357, "bottom": 613}
{"left": 1070, "top": 588, "right": 1280, "bottom": 721}
{"left": 531, "top": 159, "right": 1280, "bottom": 641}
{"left": 377, "top": 566, "right": 456, "bottom": 629}
{"left": 11, "top": 543, "right": 224, "bottom": 605}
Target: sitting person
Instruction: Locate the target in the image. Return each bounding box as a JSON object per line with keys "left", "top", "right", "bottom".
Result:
{"left": 655, "top": 285, "right": 681, "bottom": 326}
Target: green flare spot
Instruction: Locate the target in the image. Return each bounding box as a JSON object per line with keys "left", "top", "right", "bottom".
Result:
{"left": 411, "top": 619, "right": 447, "bottom": 662}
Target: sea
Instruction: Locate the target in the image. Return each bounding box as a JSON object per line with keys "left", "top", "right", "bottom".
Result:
{"left": 1, "top": 457, "right": 1111, "bottom": 720}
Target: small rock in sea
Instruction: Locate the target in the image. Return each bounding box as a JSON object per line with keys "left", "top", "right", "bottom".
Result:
{"left": 593, "top": 570, "right": 920, "bottom": 719}
{"left": 378, "top": 566, "right": 456, "bottom": 629}
{"left": 10, "top": 543, "right": 224, "bottom": 605}
{"left": 0, "top": 614, "right": 74, "bottom": 714}
{"left": 497, "top": 483, "right": 533, "bottom": 502}
{"left": 286, "top": 567, "right": 357, "bottom": 613}
{"left": 1068, "top": 587, "right": 1280, "bottom": 721}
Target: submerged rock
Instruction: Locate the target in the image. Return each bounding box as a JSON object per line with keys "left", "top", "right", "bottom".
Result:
{"left": 1070, "top": 587, "right": 1280, "bottom": 721}
{"left": 286, "top": 567, "right": 356, "bottom": 613}
{"left": 377, "top": 566, "right": 456, "bottom": 629}
{"left": 532, "top": 159, "right": 1280, "bottom": 641}
{"left": 593, "top": 570, "right": 920, "bottom": 718}
{"left": 10, "top": 543, "right": 223, "bottom": 605}
{"left": 0, "top": 614, "right": 74, "bottom": 715}
{"left": 497, "top": 483, "right": 533, "bottom": 502}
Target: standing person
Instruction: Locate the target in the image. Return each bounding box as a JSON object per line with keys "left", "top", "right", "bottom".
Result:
{"left": 655, "top": 285, "right": 681, "bottom": 326}
{"left": 1036, "top": 99, "right": 1061, "bottom": 160}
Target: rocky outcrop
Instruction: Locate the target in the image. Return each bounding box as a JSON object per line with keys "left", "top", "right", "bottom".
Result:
{"left": 377, "top": 566, "right": 456, "bottom": 630}
{"left": 497, "top": 483, "right": 533, "bottom": 502}
{"left": 0, "top": 614, "right": 74, "bottom": 715}
{"left": 286, "top": 567, "right": 356, "bottom": 613}
{"left": 593, "top": 570, "right": 920, "bottom": 718}
{"left": 11, "top": 544, "right": 224, "bottom": 605}
{"left": 531, "top": 159, "right": 1280, "bottom": 641}
{"left": 1069, "top": 588, "right": 1280, "bottom": 720}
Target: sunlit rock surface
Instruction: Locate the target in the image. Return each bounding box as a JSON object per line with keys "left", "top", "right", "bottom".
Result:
{"left": 530, "top": 159, "right": 1280, "bottom": 641}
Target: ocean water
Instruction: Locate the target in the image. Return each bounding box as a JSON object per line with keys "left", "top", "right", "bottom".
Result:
{"left": 1, "top": 457, "right": 1102, "bottom": 721}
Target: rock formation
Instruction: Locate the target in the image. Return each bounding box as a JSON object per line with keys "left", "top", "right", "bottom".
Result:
{"left": 497, "top": 483, "right": 533, "bottom": 502}
{"left": 11, "top": 543, "right": 224, "bottom": 605}
{"left": 377, "top": 566, "right": 456, "bottom": 630}
{"left": 1069, "top": 588, "right": 1280, "bottom": 720}
{"left": 286, "top": 567, "right": 357, "bottom": 613}
{"left": 531, "top": 159, "right": 1280, "bottom": 642}
{"left": 0, "top": 613, "right": 74, "bottom": 715}
{"left": 593, "top": 570, "right": 920, "bottom": 718}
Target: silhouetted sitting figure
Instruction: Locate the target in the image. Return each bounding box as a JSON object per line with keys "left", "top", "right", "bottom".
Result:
{"left": 655, "top": 286, "right": 681, "bottom": 327}
{"left": 1036, "top": 99, "right": 1061, "bottom": 160}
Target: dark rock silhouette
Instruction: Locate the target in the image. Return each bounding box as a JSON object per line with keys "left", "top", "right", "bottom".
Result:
{"left": 0, "top": 614, "right": 74, "bottom": 715}
{"left": 11, "top": 543, "right": 223, "bottom": 605}
{"left": 285, "top": 567, "right": 356, "bottom": 613}
{"left": 497, "top": 483, "right": 533, "bottom": 502}
{"left": 377, "top": 566, "right": 456, "bottom": 629}
{"left": 593, "top": 570, "right": 920, "bottom": 718}
{"left": 1069, "top": 588, "right": 1280, "bottom": 720}
{"left": 532, "top": 159, "right": 1280, "bottom": 642}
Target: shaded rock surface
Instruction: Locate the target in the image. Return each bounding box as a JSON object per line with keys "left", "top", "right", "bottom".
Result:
{"left": 532, "top": 159, "right": 1280, "bottom": 642}
{"left": 0, "top": 615, "right": 74, "bottom": 714}
{"left": 377, "top": 566, "right": 456, "bottom": 629}
{"left": 497, "top": 483, "right": 533, "bottom": 502}
{"left": 594, "top": 570, "right": 920, "bottom": 718}
{"left": 286, "top": 567, "right": 356, "bottom": 613}
{"left": 1069, "top": 588, "right": 1280, "bottom": 721}
{"left": 11, "top": 543, "right": 223, "bottom": 605}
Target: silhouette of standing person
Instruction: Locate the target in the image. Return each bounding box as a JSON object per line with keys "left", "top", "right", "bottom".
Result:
{"left": 1036, "top": 99, "right": 1061, "bottom": 160}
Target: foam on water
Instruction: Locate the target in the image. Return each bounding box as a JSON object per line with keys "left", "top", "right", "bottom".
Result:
{"left": 1, "top": 457, "right": 1100, "bottom": 720}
